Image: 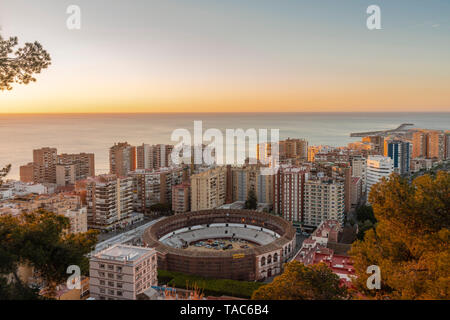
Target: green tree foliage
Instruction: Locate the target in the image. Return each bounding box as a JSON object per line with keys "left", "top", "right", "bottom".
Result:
{"left": 0, "top": 210, "right": 98, "bottom": 299}
{"left": 245, "top": 189, "right": 258, "bottom": 210}
{"left": 0, "top": 164, "right": 11, "bottom": 186}
{"left": 251, "top": 261, "right": 348, "bottom": 300}
{"left": 350, "top": 172, "right": 450, "bottom": 299}
{"left": 158, "top": 270, "right": 264, "bottom": 299}
{"left": 150, "top": 203, "right": 172, "bottom": 216}
{"left": 356, "top": 205, "right": 376, "bottom": 223}
{"left": 0, "top": 34, "right": 51, "bottom": 90}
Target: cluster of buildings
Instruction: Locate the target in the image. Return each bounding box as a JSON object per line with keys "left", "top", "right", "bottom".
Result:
{"left": 294, "top": 220, "right": 355, "bottom": 287}
{"left": 20, "top": 147, "right": 95, "bottom": 187}
{"left": 1, "top": 127, "right": 448, "bottom": 300}
{"left": 6, "top": 128, "right": 448, "bottom": 235}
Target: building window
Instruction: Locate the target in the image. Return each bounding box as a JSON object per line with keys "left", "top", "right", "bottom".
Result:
{"left": 117, "top": 283, "right": 123, "bottom": 289}
{"left": 100, "top": 288, "right": 105, "bottom": 294}
{"left": 117, "top": 275, "right": 123, "bottom": 280}
{"left": 108, "top": 281, "right": 114, "bottom": 287}
{"left": 261, "top": 257, "right": 266, "bottom": 266}
{"left": 116, "top": 266, "right": 122, "bottom": 273}
{"left": 99, "top": 264, "right": 105, "bottom": 269}
{"left": 99, "top": 280, "right": 105, "bottom": 285}
{"left": 108, "top": 265, "right": 114, "bottom": 270}
{"left": 117, "top": 291, "right": 123, "bottom": 297}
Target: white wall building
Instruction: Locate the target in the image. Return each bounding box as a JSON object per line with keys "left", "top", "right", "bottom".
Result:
{"left": 366, "top": 155, "right": 394, "bottom": 197}
{"left": 89, "top": 244, "right": 157, "bottom": 300}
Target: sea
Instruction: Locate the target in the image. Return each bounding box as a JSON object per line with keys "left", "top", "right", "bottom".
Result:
{"left": 0, "top": 112, "right": 449, "bottom": 180}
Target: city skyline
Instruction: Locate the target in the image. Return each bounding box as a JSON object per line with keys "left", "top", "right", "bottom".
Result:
{"left": 1, "top": 0, "right": 450, "bottom": 113}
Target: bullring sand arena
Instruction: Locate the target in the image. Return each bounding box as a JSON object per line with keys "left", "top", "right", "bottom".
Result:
{"left": 143, "top": 209, "right": 296, "bottom": 281}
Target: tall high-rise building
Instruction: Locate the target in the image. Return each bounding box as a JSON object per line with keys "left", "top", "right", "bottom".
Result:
{"left": 109, "top": 142, "right": 136, "bottom": 177}
{"left": 427, "top": 130, "right": 445, "bottom": 160}
{"left": 33, "top": 147, "right": 58, "bottom": 183}
{"left": 154, "top": 144, "right": 174, "bottom": 168}
{"left": 366, "top": 156, "right": 394, "bottom": 197}
{"left": 362, "top": 136, "right": 384, "bottom": 154}
{"left": 56, "top": 153, "right": 95, "bottom": 186}
{"left": 303, "top": 177, "right": 345, "bottom": 227}
{"left": 190, "top": 166, "right": 229, "bottom": 211}
{"left": 231, "top": 165, "right": 273, "bottom": 205}
{"left": 257, "top": 138, "right": 308, "bottom": 163}
{"left": 412, "top": 130, "right": 427, "bottom": 158}
{"left": 412, "top": 129, "right": 446, "bottom": 160}
{"left": 136, "top": 144, "right": 174, "bottom": 170}
{"left": 273, "top": 166, "right": 309, "bottom": 223}
{"left": 136, "top": 144, "right": 153, "bottom": 170}
{"left": 172, "top": 183, "right": 191, "bottom": 214}
{"left": 20, "top": 162, "right": 34, "bottom": 183}
{"left": 86, "top": 174, "right": 133, "bottom": 231}
{"left": 445, "top": 131, "right": 450, "bottom": 160}
{"left": 129, "top": 167, "right": 184, "bottom": 213}
{"left": 350, "top": 155, "right": 367, "bottom": 193}
{"left": 58, "top": 153, "right": 95, "bottom": 177}
{"left": 279, "top": 138, "right": 308, "bottom": 160}
{"left": 384, "top": 140, "right": 411, "bottom": 174}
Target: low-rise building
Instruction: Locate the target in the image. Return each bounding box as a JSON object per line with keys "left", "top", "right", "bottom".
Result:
{"left": 89, "top": 244, "right": 158, "bottom": 300}
{"left": 294, "top": 220, "right": 355, "bottom": 287}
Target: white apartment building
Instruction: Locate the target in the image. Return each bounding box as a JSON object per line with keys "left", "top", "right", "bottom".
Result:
{"left": 86, "top": 174, "right": 134, "bottom": 231}
{"left": 303, "top": 178, "right": 345, "bottom": 227}
{"left": 89, "top": 244, "right": 157, "bottom": 300}
{"left": 366, "top": 155, "right": 394, "bottom": 197}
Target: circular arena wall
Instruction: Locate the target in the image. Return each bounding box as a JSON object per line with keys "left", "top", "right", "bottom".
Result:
{"left": 142, "top": 209, "right": 296, "bottom": 281}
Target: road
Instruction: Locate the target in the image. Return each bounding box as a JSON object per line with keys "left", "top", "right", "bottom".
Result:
{"left": 92, "top": 217, "right": 165, "bottom": 255}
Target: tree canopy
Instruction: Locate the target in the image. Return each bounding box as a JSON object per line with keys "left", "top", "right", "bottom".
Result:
{"left": 350, "top": 171, "right": 450, "bottom": 299}
{"left": 245, "top": 189, "right": 258, "bottom": 210}
{"left": 355, "top": 205, "right": 377, "bottom": 240}
{"left": 0, "top": 34, "right": 51, "bottom": 90}
{"left": 0, "top": 164, "right": 11, "bottom": 186}
{"left": 251, "top": 261, "right": 348, "bottom": 300}
{"left": 0, "top": 210, "right": 98, "bottom": 299}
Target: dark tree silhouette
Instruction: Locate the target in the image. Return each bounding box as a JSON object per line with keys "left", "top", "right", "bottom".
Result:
{"left": 0, "top": 34, "right": 51, "bottom": 90}
{"left": 0, "top": 164, "right": 11, "bottom": 186}
{"left": 245, "top": 189, "right": 258, "bottom": 210}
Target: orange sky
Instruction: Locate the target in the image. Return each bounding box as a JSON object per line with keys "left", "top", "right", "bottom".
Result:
{"left": 1, "top": 0, "right": 450, "bottom": 113}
